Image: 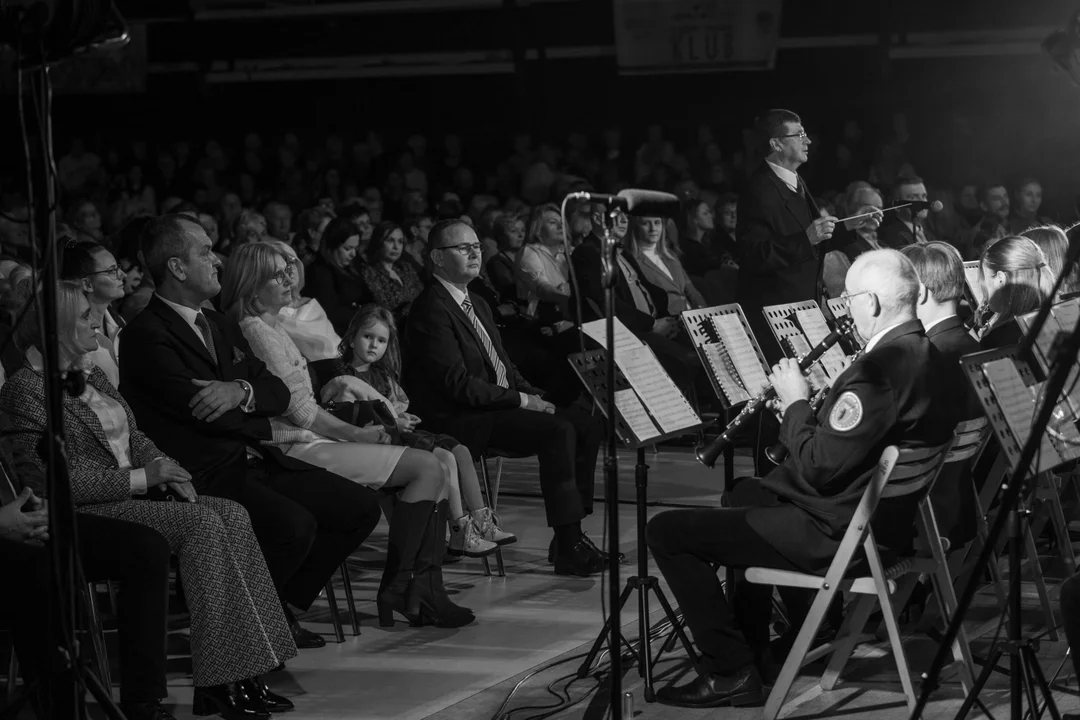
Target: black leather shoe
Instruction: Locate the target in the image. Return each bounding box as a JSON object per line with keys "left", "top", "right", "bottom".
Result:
{"left": 553, "top": 539, "right": 606, "bottom": 577}
{"left": 284, "top": 607, "right": 326, "bottom": 649}
{"left": 655, "top": 666, "right": 765, "bottom": 709}
{"left": 547, "top": 533, "right": 627, "bottom": 564}
{"left": 192, "top": 683, "right": 271, "bottom": 719}
{"left": 242, "top": 677, "right": 294, "bottom": 712}
{"left": 119, "top": 701, "right": 178, "bottom": 720}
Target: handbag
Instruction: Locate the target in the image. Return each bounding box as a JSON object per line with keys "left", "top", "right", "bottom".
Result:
{"left": 323, "top": 399, "right": 403, "bottom": 445}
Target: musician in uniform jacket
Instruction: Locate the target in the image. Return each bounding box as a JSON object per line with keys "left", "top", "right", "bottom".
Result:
{"left": 646, "top": 249, "right": 956, "bottom": 709}
{"left": 736, "top": 109, "right": 839, "bottom": 363}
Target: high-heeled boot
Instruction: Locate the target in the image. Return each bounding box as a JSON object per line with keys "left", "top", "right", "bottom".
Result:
{"left": 407, "top": 499, "right": 475, "bottom": 628}
{"left": 376, "top": 499, "right": 435, "bottom": 627}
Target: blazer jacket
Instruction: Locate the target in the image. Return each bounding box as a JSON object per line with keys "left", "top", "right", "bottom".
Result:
{"left": 750, "top": 320, "right": 956, "bottom": 569}
{"left": 926, "top": 315, "right": 983, "bottom": 420}
{"left": 634, "top": 250, "right": 707, "bottom": 316}
{"left": 0, "top": 412, "right": 44, "bottom": 502}
{"left": 302, "top": 256, "right": 371, "bottom": 335}
{"left": 118, "top": 295, "right": 293, "bottom": 485}
{"left": 403, "top": 280, "right": 541, "bottom": 451}
{"left": 0, "top": 365, "right": 171, "bottom": 506}
{"left": 878, "top": 216, "right": 935, "bottom": 250}
{"left": 570, "top": 233, "right": 668, "bottom": 335}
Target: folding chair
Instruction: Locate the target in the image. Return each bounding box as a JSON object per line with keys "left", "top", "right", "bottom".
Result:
{"left": 325, "top": 564, "right": 360, "bottom": 643}
{"left": 476, "top": 448, "right": 531, "bottom": 578}
{"left": 84, "top": 581, "right": 113, "bottom": 697}
{"left": 745, "top": 442, "right": 951, "bottom": 720}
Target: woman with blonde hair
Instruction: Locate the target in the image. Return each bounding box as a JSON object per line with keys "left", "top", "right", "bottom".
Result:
{"left": 626, "top": 215, "right": 706, "bottom": 316}
{"left": 517, "top": 202, "right": 571, "bottom": 321}
{"left": 978, "top": 235, "right": 1056, "bottom": 348}
{"left": 221, "top": 243, "right": 474, "bottom": 629}
{"left": 1022, "top": 225, "right": 1080, "bottom": 299}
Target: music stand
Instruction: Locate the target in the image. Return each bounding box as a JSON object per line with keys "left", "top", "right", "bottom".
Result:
{"left": 569, "top": 349, "right": 705, "bottom": 703}
{"left": 762, "top": 300, "right": 851, "bottom": 388}
{"left": 962, "top": 261, "right": 986, "bottom": 309}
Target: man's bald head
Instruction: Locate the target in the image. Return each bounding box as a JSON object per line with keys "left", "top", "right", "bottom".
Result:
{"left": 846, "top": 249, "right": 919, "bottom": 334}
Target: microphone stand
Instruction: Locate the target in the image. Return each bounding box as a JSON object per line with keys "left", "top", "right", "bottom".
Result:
{"left": 598, "top": 201, "right": 624, "bottom": 720}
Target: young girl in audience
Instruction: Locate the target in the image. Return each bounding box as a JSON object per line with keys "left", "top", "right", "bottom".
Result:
{"left": 330, "top": 304, "right": 516, "bottom": 556}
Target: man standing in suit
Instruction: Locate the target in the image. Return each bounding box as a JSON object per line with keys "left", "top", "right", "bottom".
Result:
{"left": 405, "top": 219, "right": 605, "bottom": 577}
{"left": 879, "top": 175, "right": 936, "bottom": 250}
{"left": 571, "top": 203, "right": 699, "bottom": 393}
{"left": 120, "top": 214, "right": 382, "bottom": 648}
{"left": 646, "top": 250, "right": 955, "bottom": 708}
{"left": 902, "top": 242, "right": 983, "bottom": 546}
{"left": 737, "top": 109, "right": 838, "bottom": 363}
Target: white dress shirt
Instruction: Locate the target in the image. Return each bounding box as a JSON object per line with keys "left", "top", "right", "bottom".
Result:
{"left": 766, "top": 160, "right": 800, "bottom": 193}
{"left": 434, "top": 274, "right": 529, "bottom": 408}
{"left": 922, "top": 314, "right": 955, "bottom": 334}
{"left": 863, "top": 321, "right": 908, "bottom": 353}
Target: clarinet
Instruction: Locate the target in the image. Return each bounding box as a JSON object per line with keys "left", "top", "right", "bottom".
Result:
{"left": 695, "top": 316, "right": 855, "bottom": 469}
{"left": 764, "top": 347, "right": 864, "bottom": 465}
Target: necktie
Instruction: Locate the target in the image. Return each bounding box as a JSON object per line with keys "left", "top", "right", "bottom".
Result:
{"left": 461, "top": 298, "right": 508, "bottom": 388}
{"left": 194, "top": 313, "right": 219, "bottom": 365}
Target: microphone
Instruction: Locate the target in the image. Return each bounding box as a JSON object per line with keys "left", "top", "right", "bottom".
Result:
{"left": 566, "top": 189, "right": 682, "bottom": 218}
{"left": 906, "top": 200, "right": 944, "bottom": 213}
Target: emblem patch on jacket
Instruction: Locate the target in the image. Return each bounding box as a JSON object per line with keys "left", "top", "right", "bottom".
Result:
{"left": 829, "top": 391, "right": 863, "bottom": 432}
{"left": 233, "top": 347, "right": 246, "bottom": 364}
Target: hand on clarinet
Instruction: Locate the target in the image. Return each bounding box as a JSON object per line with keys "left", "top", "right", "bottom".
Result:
{"left": 768, "top": 358, "right": 811, "bottom": 416}
{"left": 807, "top": 209, "right": 838, "bottom": 245}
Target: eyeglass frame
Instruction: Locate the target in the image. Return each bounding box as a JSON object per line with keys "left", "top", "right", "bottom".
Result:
{"left": 840, "top": 289, "right": 875, "bottom": 308}
{"left": 85, "top": 265, "right": 124, "bottom": 280}
{"left": 434, "top": 242, "right": 483, "bottom": 256}
{"left": 775, "top": 131, "right": 809, "bottom": 141}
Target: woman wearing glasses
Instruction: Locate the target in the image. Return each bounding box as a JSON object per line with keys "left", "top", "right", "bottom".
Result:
{"left": 302, "top": 216, "right": 372, "bottom": 335}
{"left": 61, "top": 241, "right": 127, "bottom": 387}
{"left": 222, "top": 243, "right": 474, "bottom": 629}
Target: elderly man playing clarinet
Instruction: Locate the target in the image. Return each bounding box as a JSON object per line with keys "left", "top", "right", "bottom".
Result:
{"left": 646, "top": 249, "right": 957, "bottom": 709}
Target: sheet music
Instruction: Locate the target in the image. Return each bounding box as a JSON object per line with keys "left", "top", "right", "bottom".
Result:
{"left": 582, "top": 318, "right": 646, "bottom": 355}
{"left": 963, "top": 262, "right": 985, "bottom": 306}
{"left": 614, "top": 388, "right": 661, "bottom": 442}
{"left": 711, "top": 314, "right": 769, "bottom": 395}
{"left": 983, "top": 358, "right": 1039, "bottom": 446}
{"left": 702, "top": 342, "right": 751, "bottom": 403}
{"left": 795, "top": 308, "right": 846, "bottom": 381}
{"left": 616, "top": 346, "right": 701, "bottom": 434}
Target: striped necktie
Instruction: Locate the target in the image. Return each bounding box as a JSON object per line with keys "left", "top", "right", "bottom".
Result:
{"left": 461, "top": 298, "right": 509, "bottom": 388}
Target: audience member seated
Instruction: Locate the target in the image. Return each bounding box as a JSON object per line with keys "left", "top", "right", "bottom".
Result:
{"left": 486, "top": 212, "right": 526, "bottom": 301}
{"left": 878, "top": 175, "right": 934, "bottom": 248}
{"left": 517, "top": 203, "right": 572, "bottom": 323}
{"left": 330, "top": 304, "right": 515, "bottom": 557}
{"left": 60, "top": 241, "right": 127, "bottom": 388}
{"left": 977, "top": 235, "right": 1054, "bottom": 349}
{"left": 303, "top": 216, "right": 370, "bottom": 335}
{"left": 646, "top": 250, "right": 955, "bottom": 708}
{"left": 294, "top": 206, "right": 334, "bottom": 268}
{"left": 679, "top": 196, "right": 739, "bottom": 305}
{"left": 360, "top": 221, "right": 425, "bottom": 325}
{"left": 0, "top": 262, "right": 34, "bottom": 378}
{"left": 221, "top": 243, "right": 473, "bottom": 628}
{"left": 1023, "top": 225, "right": 1080, "bottom": 300}
{"left": 627, "top": 215, "right": 707, "bottom": 316}
{"left": 1, "top": 282, "right": 297, "bottom": 718}
{"left": 234, "top": 210, "right": 270, "bottom": 248}
{"left": 901, "top": 241, "right": 984, "bottom": 546}
{"left": 971, "top": 182, "right": 1011, "bottom": 258}
{"left": 1008, "top": 178, "right": 1052, "bottom": 235}
{"left": 119, "top": 214, "right": 382, "bottom": 647}
{"left": 403, "top": 213, "right": 434, "bottom": 270}
{"left": 404, "top": 219, "right": 606, "bottom": 577}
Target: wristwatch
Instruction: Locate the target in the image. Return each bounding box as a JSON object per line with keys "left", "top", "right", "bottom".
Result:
{"left": 235, "top": 379, "right": 255, "bottom": 413}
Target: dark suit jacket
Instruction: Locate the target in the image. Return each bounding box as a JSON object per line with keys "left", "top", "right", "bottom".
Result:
{"left": 878, "top": 216, "right": 935, "bottom": 250}
{"left": 749, "top": 320, "right": 956, "bottom": 570}
{"left": 118, "top": 295, "right": 292, "bottom": 487}
{"left": 403, "top": 279, "right": 541, "bottom": 452}
{"left": 302, "top": 256, "right": 370, "bottom": 335}
{"left": 736, "top": 162, "right": 823, "bottom": 310}
{"left": 570, "top": 233, "right": 668, "bottom": 335}
{"left": 925, "top": 314, "right": 984, "bottom": 546}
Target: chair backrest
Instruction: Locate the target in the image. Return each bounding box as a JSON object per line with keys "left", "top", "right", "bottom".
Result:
{"left": 880, "top": 441, "right": 953, "bottom": 499}
{"left": 944, "top": 416, "right": 991, "bottom": 464}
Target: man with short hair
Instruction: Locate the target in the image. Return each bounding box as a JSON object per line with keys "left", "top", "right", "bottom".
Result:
{"left": 737, "top": 109, "right": 839, "bottom": 362}
{"left": 647, "top": 249, "right": 955, "bottom": 708}
{"left": 263, "top": 201, "right": 293, "bottom": 244}
{"left": 120, "top": 214, "right": 381, "bottom": 648}
{"left": 405, "top": 220, "right": 606, "bottom": 576}
{"left": 879, "top": 174, "right": 935, "bottom": 249}
{"left": 972, "top": 182, "right": 1011, "bottom": 256}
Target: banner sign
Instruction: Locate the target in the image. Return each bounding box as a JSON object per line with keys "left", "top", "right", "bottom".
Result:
{"left": 614, "top": 0, "right": 782, "bottom": 75}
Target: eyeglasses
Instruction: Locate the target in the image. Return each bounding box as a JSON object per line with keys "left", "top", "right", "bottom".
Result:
{"left": 776, "top": 131, "right": 809, "bottom": 141}
{"left": 840, "top": 289, "right": 874, "bottom": 308}
{"left": 270, "top": 268, "right": 292, "bottom": 285}
{"left": 435, "top": 242, "right": 483, "bottom": 256}
{"left": 86, "top": 265, "right": 123, "bottom": 280}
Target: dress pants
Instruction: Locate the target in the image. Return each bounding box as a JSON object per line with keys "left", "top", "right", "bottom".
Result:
{"left": 0, "top": 514, "right": 171, "bottom": 709}
{"left": 482, "top": 404, "right": 603, "bottom": 527}
{"left": 1062, "top": 572, "right": 1080, "bottom": 680}
{"left": 240, "top": 458, "right": 382, "bottom": 610}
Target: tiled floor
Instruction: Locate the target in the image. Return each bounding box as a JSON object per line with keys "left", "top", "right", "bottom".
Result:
{"left": 71, "top": 447, "right": 1078, "bottom": 720}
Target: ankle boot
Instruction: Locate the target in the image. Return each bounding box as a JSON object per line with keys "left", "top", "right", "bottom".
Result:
{"left": 408, "top": 499, "right": 475, "bottom": 628}
{"left": 376, "top": 499, "right": 435, "bottom": 627}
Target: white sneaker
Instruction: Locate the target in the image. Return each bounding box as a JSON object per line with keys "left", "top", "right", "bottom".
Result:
{"left": 471, "top": 507, "right": 517, "bottom": 546}
{"left": 447, "top": 516, "right": 498, "bottom": 558}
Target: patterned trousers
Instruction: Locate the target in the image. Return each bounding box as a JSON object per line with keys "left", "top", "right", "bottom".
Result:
{"left": 82, "top": 495, "right": 298, "bottom": 687}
